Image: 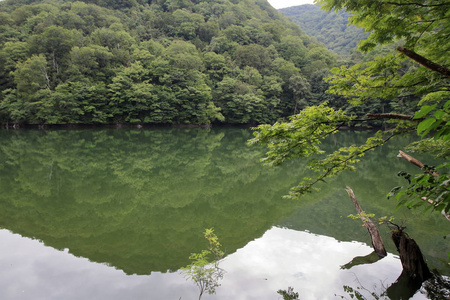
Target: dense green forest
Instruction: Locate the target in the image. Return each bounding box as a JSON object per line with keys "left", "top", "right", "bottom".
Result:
{"left": 0, "top": 0, "right": 343, "bottom": 125}
{"left": 0, "top": 0, "right": 417, "bottom": 126}
{"left": 279, "top": 4, "right": 368, "bottom": 56}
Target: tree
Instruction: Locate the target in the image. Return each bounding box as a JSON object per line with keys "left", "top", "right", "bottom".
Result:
{"left": 69, "top": 45, "right": 113, "bottom": 78}
{"left": 251, "top": 0, "right": 449, "bottom": 215}
{"left": 249, "top": 3, "right": 448, "bottom": 294}
{"left": 288, "top": 75, "right": 311, "bottom": 114}
{"left": 181, "top": 228, "right": 224, "bottom": 300}
{"left": 0, "top": 41, "right": 29, "bottom": 90}
{"left": 214, "top": 75, "right": 266, "bottom": 124}
{"left": 203, "top": 51, "right": 229, "bottom": 81}
{"left": 29, "top": 25, "right": 82, "bottom": 74}
{"left": 233, "top": 44, "right": 271, "bottom": 70}
{"left": 279, "top": 4, "right": 368, "bottom": 56}
{"left": 13, "top": 54, "right": 50, "bottom": 98}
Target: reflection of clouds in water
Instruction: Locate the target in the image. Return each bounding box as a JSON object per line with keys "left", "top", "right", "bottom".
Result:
{"left": 0, "top": 229, "right": 196, "bottom": 300}
{"left": 217, "top": 227, "right": 412, "bottom": 300}
{"left": 0, "top": 228, "right": 427, "bottom": 300}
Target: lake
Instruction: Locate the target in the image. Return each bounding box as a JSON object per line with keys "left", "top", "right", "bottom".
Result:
{"left": 0, "top": 127, "right": 448, "bottom": 299}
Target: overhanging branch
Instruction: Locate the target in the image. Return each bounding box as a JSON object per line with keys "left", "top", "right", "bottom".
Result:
{"left": 386, "top": 1, "right": 450, "bottom": 8}
{"left": 397, "top": 46, "right": 450, "bottom": 78}
{"left": 366, "top": 113, "right": 423, "bottom": 121}
{"left": 397, "top": 150, "right": 440, "bottom": 177}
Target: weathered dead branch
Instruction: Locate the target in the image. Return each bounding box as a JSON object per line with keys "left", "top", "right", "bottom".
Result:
{"left": 345, "top": 186, "right": 387, "bottom": 258}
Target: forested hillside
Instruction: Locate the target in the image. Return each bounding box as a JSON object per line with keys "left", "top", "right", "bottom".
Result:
{"left": 0, "top": 0, "right": 342, "bottom": 125}
{"left": 280, "top": 4, "right": 368, "bottom": 56}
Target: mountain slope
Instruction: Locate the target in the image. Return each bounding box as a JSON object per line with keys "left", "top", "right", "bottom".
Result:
{"left": 0, "top": 0, "right": 338, "bottom": 125}
{"left": 279, "top": 4, "right": 368, "bottom": 56}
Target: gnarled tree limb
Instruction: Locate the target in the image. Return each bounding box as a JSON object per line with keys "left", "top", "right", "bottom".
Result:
{"left": 397, "top": 46, "right": 450, "bottom": 78}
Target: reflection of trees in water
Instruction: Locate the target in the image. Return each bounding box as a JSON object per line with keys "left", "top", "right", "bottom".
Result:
{"left": 0, "top": 129, "right": 447, "bottom": 276}
{"left": 0, "top": 128, "right": 304, "bottom": 274}
{"left": 422, "top": 275, "right": 450, "bottom": 299}
{"left": 336, "top": 274, "right": 450, "bottom": 300}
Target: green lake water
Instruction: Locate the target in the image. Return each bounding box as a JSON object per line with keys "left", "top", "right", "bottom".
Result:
{"left": 0, "top": 127, "right": 448, "bottom": 299}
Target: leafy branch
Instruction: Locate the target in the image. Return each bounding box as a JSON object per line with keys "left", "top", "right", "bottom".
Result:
{"left": 181, "top": 228, "right": 225, "bottom": 300}
{"left": 249, "top": 103, "right": 404, "bottom": 199}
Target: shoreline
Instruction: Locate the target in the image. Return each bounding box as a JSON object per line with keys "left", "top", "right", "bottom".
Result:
{"left": 0, "top": 123, "right": 384, "bottom": 131}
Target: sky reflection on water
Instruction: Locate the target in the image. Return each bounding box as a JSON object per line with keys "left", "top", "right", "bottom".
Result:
{"left": 0, "top": 227, "right": 429, "bottom": 300}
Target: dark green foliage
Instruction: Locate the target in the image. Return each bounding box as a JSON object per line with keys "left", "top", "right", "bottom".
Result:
{"left": 0, "top": 0, "right": 339, "bottom": 125}
{"left": 280, "top": 4, "right": 368, "bottom": 56}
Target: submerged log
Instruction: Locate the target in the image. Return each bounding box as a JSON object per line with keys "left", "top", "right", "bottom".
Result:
{"left": 345, "top": 186, "right": 387, "bottom": 258}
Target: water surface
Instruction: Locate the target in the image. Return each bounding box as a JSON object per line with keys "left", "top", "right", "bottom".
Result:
{"left": 0, "top": 128, "right": 448, "bottom": 299}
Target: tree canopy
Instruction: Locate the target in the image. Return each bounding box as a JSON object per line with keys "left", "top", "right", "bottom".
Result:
{"left": 0, "top": 0, "right": 341, "bottom": 125}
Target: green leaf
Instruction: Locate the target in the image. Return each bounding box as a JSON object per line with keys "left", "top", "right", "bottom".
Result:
{"left": 417, "top": 118, "right": 436, "bottom": 135}
{"left": 444, "top": 100, "right": 450, "bottom": 110}
{"left": 434, "top": 110, "right": 445, "bottom": 119}
{"left": 414, "top": 105, "right": 436, "bottom": 119}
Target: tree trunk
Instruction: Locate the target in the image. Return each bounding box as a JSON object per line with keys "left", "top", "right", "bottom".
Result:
{"left": 391, "top": 229, "right": 432, "bottom": 282}
{"left": 386, "top": 228, "right": 433, "bottom": 299}
{"left": 345, "top": 186, "right": 387, "bottom": 258}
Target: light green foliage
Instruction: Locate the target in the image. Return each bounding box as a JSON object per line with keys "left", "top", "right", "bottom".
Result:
{"left": 347, "top": 212, "right": 395, "bottom": 227}
{"left": 407, "top": 139, "right": 450, "bottom": 159}
{"left": 303, "top": 0, "right": 450, "bottom": 215}
{"left": 347, "top": 211, "right": 372, "bottom": 223}
{"left": 249, "top": 103, "right": 352, "bottom": 166}
{"left": 414, "top": 99, "right": 450, "bottom": 141}
{"left": 316, "top": 0, "right": 449, "bottom": 130}
{"left": 326, "top": 54, "right": 406, "bottom": 104}
{"left": 181, "top": 228, "right": 224, "bottom": 300}
{"left": 390, "top": 162, "right": 450, "bottom": 214}
{"left": 249, "top": 103, "right": 391, "bottom": 197}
